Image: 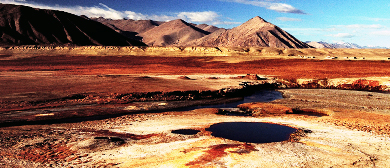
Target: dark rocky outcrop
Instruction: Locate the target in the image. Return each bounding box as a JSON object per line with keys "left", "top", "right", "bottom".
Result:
{"left": 91, "top": 18, "right": 163, "bottom": 41}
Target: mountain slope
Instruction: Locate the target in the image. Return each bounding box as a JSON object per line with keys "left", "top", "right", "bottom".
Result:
{"left": 0, "top": 3, "right": 145, "bottom": 46}
{"left": 139, "top": 19, "right": 211, "bottom": 46}
{"left": 92, "top": 18, "right": 163, "bottom": 41}
{"left": 306, "top": 41, "right": 335, "bottom": 48}
{"left": 306, "top": 41, "right": 388, "bottom": 49}
{"left": 195, "top": 24, "right": 223, "bottom": 33}
{"left": 188, "top": 16, "right": 311, "bottom": 48}
{"left": 93, "top": 18, "right": 225, "bottom": 46}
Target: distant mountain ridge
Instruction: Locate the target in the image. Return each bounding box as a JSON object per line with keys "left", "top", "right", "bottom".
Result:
{"left": 0, "top": 3, "right": 310, "bottom": 48}
{"left": 93, "top": 17, "right": 226, "bottom": 46}
{"left": 95, "top": 16, "right": 311, "bottom": 48}
{"left": 0, "top": 3, "right": 145, "bottom": 46}
{"left": 307, "top": 41, "right": 388, "bottom": 49}
{"left": 139, "top": 19, "right": 219, "bottom": 46}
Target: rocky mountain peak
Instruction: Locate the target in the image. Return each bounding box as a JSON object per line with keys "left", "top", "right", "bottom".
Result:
{"left": 251, "top": 16, "right": 268, "bottom": 23}
{"left": 230, "top": 16, "right": 275, "bottom": 36}
{"left": 188, "top": 16, "right": 311, "bottom": 48}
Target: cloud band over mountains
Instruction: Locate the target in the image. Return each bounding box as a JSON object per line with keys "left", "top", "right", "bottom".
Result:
{"left": 220, "top": 0, "right": 307, "bottom": 14}
{"left": 0, "top": 0, "right": 240, "bottom": 25}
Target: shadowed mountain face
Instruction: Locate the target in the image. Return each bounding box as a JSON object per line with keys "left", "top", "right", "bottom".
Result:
{"left": 92, "top": 18, "right": 164, "bottom": 41}
{"left": 0, "top": 3, "right": 146, "bottom": 46}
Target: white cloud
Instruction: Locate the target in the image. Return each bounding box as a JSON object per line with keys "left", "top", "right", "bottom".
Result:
{"left": 276, "top": 17, "right": 302, "bottom": 22}
{"left": 0, "top": 0, "right": 239, "bottom": 26}
{"left": 212, "top": 20, "right": 242, "bottom": 25}
{"left": 371, "top": 30, "right": 390, "bottom": 36}
{"left": 221, "top": 0, "right": 306, "bottom": 14}
{"left": 124, "top": 11, "right": 148, "bottom": 20}
{"left": 268, "top": 3, "right": 305, "bottom": 14}
{"left": 328, "top": 33, "right": 355, "bottom": 38}
{"left": 285, "top": 24, "right": 385, "bottom": 33}
{"left": 361, "top": 17, "right": 390, "bottom": 22}
{"left": 178, "top": 11, "right": 220, "bottom": 23}
{"left": 0, "top": 0, "right": 128, "bottom": 19}
{"left": 335, "top": 24, "right": 384, "bottom": 29}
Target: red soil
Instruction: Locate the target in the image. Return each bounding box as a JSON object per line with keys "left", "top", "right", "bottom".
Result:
{"left": 1, "top": 56, "right": 390, "bottom": 79}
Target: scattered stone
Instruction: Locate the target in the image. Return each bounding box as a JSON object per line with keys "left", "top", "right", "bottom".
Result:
{"left": 292, "top": 108, "right": 333, "bottom": 116}
{"left": 231, "top": 74, "right": 266, "bottom": 80}
{"left": 217, "top": 108, "right": 251, "bottom": 116}
{"left": 178, "top": 76, "right": 192, "bottom": 80}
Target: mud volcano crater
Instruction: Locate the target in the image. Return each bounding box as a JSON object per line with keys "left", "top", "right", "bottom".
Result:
{"left": 206, "top": 122, "right": 297, "bottom": 143}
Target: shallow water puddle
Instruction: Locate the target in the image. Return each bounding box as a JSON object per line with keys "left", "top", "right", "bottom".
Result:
{"left": 173, "top": 90, "right": 283, "bottom": 111}
{"left": 171, "top": 129, "right": 200, "bottom": 135}
{"left": 206, "top": 122, "right": 297, "bottom": 143}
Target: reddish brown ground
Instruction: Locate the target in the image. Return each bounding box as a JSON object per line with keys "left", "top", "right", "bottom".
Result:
{"left": 2, "top": 55, "right": 390, "bottom": 167}
{"left": 320, "top": 109, "right": 390, "bottom": 135}
{"left": 1, "top": 55, "right": 389, "bottom": 124}
{"left": 1, "top": 56, "right": 390, "bottom": 79}
{"left": 185, "top": 143, "right": 258, "bottom": 167}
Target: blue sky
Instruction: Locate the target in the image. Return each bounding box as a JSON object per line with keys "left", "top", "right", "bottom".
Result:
{"left": 2, "top": 0, "right": 390, "bottom": 47}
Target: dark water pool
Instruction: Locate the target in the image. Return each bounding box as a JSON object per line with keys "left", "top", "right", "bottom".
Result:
{"left": 171, "top": 129, "right": 200, "bottom": 135}
{"left": 206, "top": 122, "right": 297, "bottom": 143}
{"left": 174, "top": 90, "right": 283, "bottom": 111}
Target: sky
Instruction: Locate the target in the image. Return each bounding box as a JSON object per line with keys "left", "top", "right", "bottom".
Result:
{"left": 2, "top": 0, "right": 390, "bottom": 47}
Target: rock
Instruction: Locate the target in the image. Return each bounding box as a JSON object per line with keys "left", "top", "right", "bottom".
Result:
{"left": 292, "top": 108, "right": 333, "bottom": 116}
{"left": 237, "top": 102, "right": 293, "bottom": 116}
{"left": 178, "top": 76, "right": 192, "bottom": 80}
{"left": 217, "top": 108, "right": 251, "bottom": 116}
{"left": 232, "top": 74, "right": 266, "bottom": 80}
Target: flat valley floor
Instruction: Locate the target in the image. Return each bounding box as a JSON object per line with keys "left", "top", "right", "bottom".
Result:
{"left": 1, "top": 54, "right": 390, "bottom": 167}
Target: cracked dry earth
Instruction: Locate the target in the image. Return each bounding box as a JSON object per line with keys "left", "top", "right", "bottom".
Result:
{"left": 1, "top": 89, "right": 390, "bottom": 167}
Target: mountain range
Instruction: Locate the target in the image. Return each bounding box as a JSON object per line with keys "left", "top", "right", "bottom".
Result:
{"left": 94, "top": 16, "right": 311, "bottom": 48}
{"left": 0, "top": 3, "right": 311, "bottom": 48}
{"left": 307, "top": 41, "right": 388, "bottom": 49}
{"left": 0, "top": 3, "right": 145, "bottom": 46}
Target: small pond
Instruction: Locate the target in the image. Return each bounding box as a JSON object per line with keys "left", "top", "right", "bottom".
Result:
{"left": 171, "top": 129, "right": 201, "bottom": 135}
{"left": 206, "top": 122, "right": 297, "bottom": 143}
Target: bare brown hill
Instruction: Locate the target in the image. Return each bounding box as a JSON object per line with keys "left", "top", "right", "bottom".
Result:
{"left": 139, "top": 19, "right": 212, "bottom": 46}
{"left": 188, "top": 16, "right": 311, "bottom": 48}
{"left": 0, "top": 3, "right": 145, "bottom": 46}
{"left": 94, "top": 18, "right": 225, "bottom": 46}
{"left": 195, "top": 24, "right": 224, "bottom": 33}
{"left": 92, "top": 18, "right": 163, "bottom": 41}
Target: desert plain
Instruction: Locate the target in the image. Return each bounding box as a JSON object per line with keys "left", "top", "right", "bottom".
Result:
{"left": 1, "top": 46, "right": 390, "bottom": 167}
